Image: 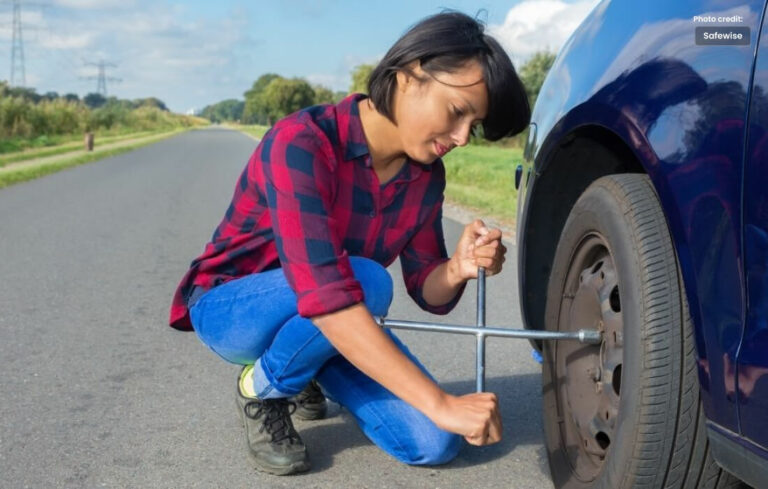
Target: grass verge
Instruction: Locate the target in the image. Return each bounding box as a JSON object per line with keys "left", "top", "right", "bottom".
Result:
{"left": 442, "top": 144, "right": 523, "bottom": 227}
{"left": 0, "top": 129, "right": 189, "bottom": 190}
{"left": 0, "top": 130, "right": 161, "bottom": 167}
{"left": 0, "top": 126, "right": 178, "bottom": 154}
{"left": 226, "top": 123, "right": 271, "bottom": 140}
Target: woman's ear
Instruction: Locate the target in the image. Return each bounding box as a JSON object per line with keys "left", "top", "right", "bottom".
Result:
{"left": 396, "top": 69, "right": 410, "bottom": 93}
{"left": 396, "top": 59, "right": 422, "bottom": 93}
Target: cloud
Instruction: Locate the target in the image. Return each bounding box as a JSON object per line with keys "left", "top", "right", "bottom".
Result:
{"left": 487, "top": 0, "right": 601, "bottom": 65}
{"left": 52, "top": 0, "right": 133, "bottom": 9}
{"left": 306, "top": 73, "right": 348, "bottom": 90}
{"left": 10, "top": 2, "right": 261, "bottom": 111}
{"left": 39, "top": 32, "right": 93, "bottom": 49}
{"left": 306, "top": 52, "right": 382, "bottom": 92}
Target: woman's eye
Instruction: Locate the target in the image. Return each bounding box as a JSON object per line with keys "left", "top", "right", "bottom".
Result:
{"left": 452, "top": 105, "right": 464, "bottom": 117}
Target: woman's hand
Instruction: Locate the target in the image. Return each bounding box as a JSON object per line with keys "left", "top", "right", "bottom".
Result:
{"left": 449, "top": 219, "right": 507, "bottom": 282}
{"left": 429, "top": 392, "right": 503, "bottom": 446}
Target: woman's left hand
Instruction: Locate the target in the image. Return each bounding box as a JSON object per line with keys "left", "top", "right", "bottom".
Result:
{"left": 449, "top": 219, "right": 507, "bottom": 282}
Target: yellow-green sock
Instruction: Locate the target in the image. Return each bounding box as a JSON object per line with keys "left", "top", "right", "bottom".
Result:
{"left": 239, "top": 364, "right": 258, "bottom": 398}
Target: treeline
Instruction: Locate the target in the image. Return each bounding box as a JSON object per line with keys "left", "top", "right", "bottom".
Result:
{"left": 0, "top": 81, "right": 203, "bottom": 142}
{"left": 202, "top": 74, "right": 346, "bottom": 125}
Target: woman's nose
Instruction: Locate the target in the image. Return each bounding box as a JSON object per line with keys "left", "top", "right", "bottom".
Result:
{"left": 451, "top": 125, "right": 472, "bottom": 147}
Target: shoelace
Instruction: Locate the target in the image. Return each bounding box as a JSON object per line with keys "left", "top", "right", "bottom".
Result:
{"left": 244, "top": 398, "right": 300, "bottom": 444}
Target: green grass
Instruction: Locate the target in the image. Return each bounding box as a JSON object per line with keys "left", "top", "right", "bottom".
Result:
{"left": 0, "top": 126, "right": 170, "bottom": 155}
{"left": 229, "top": 123, "right": 271, "bottom": 140}
{"left": 0, "top": 129, "right": 189, "bottom": 190}
{"left": 0, "top": 130, "right": 161, "bottom": 167}
{"left": 442, "top": 144, "right": 523, "bottom": 225}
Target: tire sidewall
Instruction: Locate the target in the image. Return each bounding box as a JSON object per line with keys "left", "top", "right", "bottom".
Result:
{"left": 542, "top": 175, "right": 676, "bottom": 489}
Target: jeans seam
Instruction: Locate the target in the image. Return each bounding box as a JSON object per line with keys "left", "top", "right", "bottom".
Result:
{"left": 271, "top": 327, "right": 326, "bottom": 383}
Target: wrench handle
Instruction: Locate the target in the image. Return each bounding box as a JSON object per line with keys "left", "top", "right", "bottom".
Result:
{"left": 476, "top": 266, "right": 486, "bottom": 393}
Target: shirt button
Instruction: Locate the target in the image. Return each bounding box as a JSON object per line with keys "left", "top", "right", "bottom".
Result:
{"left": 369, "top": 210, "right": 376, "bottom": 217}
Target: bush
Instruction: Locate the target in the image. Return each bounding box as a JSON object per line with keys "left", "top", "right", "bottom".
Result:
{"left": 0, "top": 86, "right": 203, "bottom": 143}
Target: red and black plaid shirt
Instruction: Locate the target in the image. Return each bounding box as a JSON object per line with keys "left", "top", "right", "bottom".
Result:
{"left": 168, "top": 92, "right": 466, "bottom": 331}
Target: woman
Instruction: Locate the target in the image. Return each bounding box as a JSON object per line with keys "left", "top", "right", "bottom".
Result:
{"left": 168, "top": 10, "right": 530, "bottom": 476}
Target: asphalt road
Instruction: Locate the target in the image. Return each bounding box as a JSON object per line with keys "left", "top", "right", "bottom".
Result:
{"left": 0, "top": 127, "right": 553, "bottom": 488}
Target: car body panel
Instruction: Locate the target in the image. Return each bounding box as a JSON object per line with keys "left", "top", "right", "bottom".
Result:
{"left": 517, "top": 0, "right": 766, "bottom": 436}
{"left": 739, "top": 9, "right": 768, "bottom": 450}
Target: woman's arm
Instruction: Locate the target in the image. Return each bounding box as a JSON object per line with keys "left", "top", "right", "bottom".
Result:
{"left": 311, "top": 218, "right": 508, "bottom": 445}
{"left": 420, "top": 255, "right": 466, "bottom": 307}
{"left": 311, "top": 301, "right": 503, "bottom": 446}
{"left": 408, "top": 219, "right": 508, "bottom": 309}
{"left": 312, "top": 302, "right": 447, "bottom": 415}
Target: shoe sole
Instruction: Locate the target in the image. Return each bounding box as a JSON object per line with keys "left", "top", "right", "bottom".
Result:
{"left": 236, "top": 399, "right": 311, "bottom": 476}
{"left": 293, "top": 405, "right": 327, "bottom": 421}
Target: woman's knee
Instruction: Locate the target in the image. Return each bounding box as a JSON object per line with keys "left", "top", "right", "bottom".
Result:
{"left": 398, "top": 432, "right": 462, "bottom": 466}
{"left": 348, "top": 256, "right": 393, "bottom": 317}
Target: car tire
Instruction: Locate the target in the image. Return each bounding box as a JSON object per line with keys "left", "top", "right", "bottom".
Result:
{"left": 541, "top": 174, "right": 748, "bottom": 489}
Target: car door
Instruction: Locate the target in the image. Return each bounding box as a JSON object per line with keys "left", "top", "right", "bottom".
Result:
{"left": 739, "top": 7, "right": 768, "bottom": 450}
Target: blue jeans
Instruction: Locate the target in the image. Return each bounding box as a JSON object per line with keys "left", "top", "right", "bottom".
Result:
{"left": 187, "top": 256, "right": 462, "bottom": 465}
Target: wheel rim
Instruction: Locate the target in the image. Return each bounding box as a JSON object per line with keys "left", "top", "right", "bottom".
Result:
{"left": 554, "top": 233, "right": 623, "bottom": 481}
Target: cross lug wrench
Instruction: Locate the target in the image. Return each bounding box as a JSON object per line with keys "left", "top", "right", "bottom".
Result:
{"left": 373, "top": 267, "right": 603, "bottom": 392}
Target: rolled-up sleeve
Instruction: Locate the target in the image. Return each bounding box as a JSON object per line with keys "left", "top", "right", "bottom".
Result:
{"left": 262, "top": 122, "right": 364, "bottom": 318}
{"left": 399, "top": 193, "right": 467, "bottom": 315}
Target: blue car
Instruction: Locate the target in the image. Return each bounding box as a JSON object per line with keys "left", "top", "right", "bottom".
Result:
{"left": 516, "top": 1, "right": 767, "bottom": 487}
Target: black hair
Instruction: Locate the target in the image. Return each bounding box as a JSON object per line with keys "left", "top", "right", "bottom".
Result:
{"left": 367, "top": 10, "right": 531, "bottom": 141}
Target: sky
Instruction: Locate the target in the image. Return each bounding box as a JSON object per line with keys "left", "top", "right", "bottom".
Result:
{"left": 0, "top": 0, "right": 600, "bottom": 113}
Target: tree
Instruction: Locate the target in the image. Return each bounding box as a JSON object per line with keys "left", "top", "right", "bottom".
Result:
{"left": 201, "top": 99, "right": 244, "bottom": 123}
{"left": 349, "top": 64, "right": 375, "bottom": 94}
{"left": 261, "top": 77, "right": 316, "bottom": 124}
{"left": 134, "top": 97, "right": 169, "bottom": 111}
{"left": 243, "top": 73, "right": 281, "bottom": 124}
{"left": 519, "top": 51, "right": 556, "bottom": 109}
{"left": 333, "top": 90, "right": 347, "bottom": 103}
{"left": 83, "top": 92, "right": 107, "bottom": 109}
{"left": 7, "top": 86, "right": 40, "bottom": 103}
{"left": 312, "top": 84, "right": 335, "bottom": 105}
{"left": 63, "top": 93, "right": 80, "bottom": 103}
{"left": 43, "top": 91, "right": 59, "bottom": 101}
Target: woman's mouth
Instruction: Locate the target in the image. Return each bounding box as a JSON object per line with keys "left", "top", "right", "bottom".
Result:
{"left": 434, "top": 141, "right": 450, "bottom": 157}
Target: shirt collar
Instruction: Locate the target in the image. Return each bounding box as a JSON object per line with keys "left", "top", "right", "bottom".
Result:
{"left": 337, "top": 92, "right": 433, "bottom": 174}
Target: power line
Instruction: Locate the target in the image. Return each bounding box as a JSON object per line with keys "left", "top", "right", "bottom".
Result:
{"left": 80, "top": 59, "right": 121, "bottom": 96}
{"left": 11, "top": 0, "right": 25, "bottom": 86}
{"left": 1, "top": 0, "right": 48, "bottom": 87}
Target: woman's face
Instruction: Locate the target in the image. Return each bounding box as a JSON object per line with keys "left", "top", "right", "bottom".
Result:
{"left": 393, "top": 59, "right": 488, "bottom": 164}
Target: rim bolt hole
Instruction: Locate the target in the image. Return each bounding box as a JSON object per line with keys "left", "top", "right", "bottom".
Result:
{"left": 596, "top": 432, "right": 610, "bottom": 450}
{"left": 613, "top": 364, "right": 622, "bottom": 395}
{"left": 610, "top": 285, "right": 621, "bottom": 312}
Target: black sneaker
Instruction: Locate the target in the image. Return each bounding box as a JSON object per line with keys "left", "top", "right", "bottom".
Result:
{"left": 235, "top": 368, "right": 310, "bottom": 475}
{"left": 290, "top": 379, "right": 328, "bottom": 421}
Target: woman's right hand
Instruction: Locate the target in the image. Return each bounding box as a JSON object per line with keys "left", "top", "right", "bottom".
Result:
{"left": 429, "top": 392, "right": 503, "bottom": 446}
